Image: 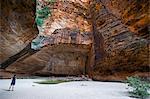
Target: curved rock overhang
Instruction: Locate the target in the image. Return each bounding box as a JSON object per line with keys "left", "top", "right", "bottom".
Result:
{"left": 0, "top": 0, "right": 38, "bottom": 65}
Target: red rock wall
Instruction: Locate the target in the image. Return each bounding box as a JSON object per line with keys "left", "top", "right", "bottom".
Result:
{"left": 91, "top": 0, "right": 149, "bottom": 81}
{"left": 31, "top": 0, "right": 93, "bottom": 49}
{"left": 101, "top": 0, "right": 149, "bottom": 39}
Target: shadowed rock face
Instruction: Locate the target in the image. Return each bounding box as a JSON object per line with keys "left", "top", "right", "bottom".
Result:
{"left": 6, "top": 44, "right": 91, "bottom": 75}
{"left": 0, "top": 0, "right": 38, "bottom": 63}
{"left": 1, "top": 0, "right": 149, "bottom": 80}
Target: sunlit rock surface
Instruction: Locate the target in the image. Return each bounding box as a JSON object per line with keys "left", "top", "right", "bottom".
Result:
{"left": 31, "top": 28, "right": 92, "bottom": 49}
{"left": 31, "top": 0, "right": 92, "bottom": 50}
{"left": 100, "top": 0, "right": 149, "bottom": 39}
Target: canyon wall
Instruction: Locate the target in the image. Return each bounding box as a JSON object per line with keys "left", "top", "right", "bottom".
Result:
{"left": 0, "top": 0, "right": 149, "bottom": 80}
{"left": 91, "top": 0, "right": 149, "bottom": 80}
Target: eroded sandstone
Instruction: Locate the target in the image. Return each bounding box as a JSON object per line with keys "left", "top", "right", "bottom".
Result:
{"left": 0, "top": 0, "right": 149, "bottom": 80}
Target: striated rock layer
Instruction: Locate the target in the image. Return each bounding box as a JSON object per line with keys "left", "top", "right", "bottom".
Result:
{"left": 91, "top": 0, "right": 149, "bottom": 80}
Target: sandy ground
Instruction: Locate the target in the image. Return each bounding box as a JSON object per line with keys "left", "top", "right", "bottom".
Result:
{"left": 0, "top": 79, "right": 136, "bottom": 99}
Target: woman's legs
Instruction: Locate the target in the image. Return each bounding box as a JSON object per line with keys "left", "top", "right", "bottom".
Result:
{"left": 9, "top": 85, "right": 14, "bottom": 91}
{"left": 12, "top": 85, "right": 14, "bottom": 91}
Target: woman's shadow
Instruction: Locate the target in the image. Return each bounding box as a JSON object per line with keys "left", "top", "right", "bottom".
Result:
{"left": 2, "top": 89, "right": 11, "bottom": 91}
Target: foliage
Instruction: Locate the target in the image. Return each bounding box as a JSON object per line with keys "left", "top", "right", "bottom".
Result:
{"left": 37, "top": 6, "right": 51, "bottom": 19}
{"left": 34, "top": 80, "right": 69, "bottom": 84}
{"left": 36, "top": 6, "right": 50, "bottom": 26}
{"left": 32, "top": 0, "right": 36, "bottom": 2}
{"left": 35, "top": 0, "right": 56, "bottom": 27}
{"left": 35, "top": 17, "right": 44, "bottom": 27}
{"left": 126, "top": 76, "right": 150, "bottom": 99}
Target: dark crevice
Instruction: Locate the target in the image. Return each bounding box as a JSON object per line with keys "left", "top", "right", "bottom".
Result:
{"left": 91, "top": 2, "right": 105, "bottom": 62}
{"left": 0, "top": 44, "right": 38, "bottom": 69}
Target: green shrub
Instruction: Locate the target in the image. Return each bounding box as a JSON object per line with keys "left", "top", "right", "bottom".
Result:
{"left": 35, "top": 17, "right": 44, "bottom": 27}
{"left": 35, "top": 0, "right": 56, "bottom": 27}
{"left": 32, "top": 0, "right": 36, "bottom": 2}
{"left": 37, "top": 6, "right": 51, "bottom": 19}
{"left": 36, "top": 6, "right": 50, "bottom": 26}
{"left": 126, "top": 76, "right": 150, "bottom": 99}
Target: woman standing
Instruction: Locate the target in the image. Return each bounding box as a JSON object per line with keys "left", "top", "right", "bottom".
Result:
{"left": 9, "top": 75, "right": 16, "bottom": 91}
